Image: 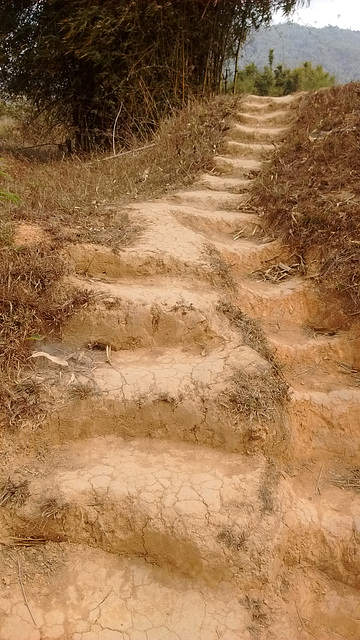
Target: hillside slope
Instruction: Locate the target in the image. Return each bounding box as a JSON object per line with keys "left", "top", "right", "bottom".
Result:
{"left": 240, "top": 23, "right": 360, "bottom": 83}
{"left": 0, "top": 93, "right": 359, "bottom": 639}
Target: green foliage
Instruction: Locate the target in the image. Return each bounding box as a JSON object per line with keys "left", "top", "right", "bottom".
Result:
{"left": 0, "top": 0, "right": 301, "bottom": 150}
{"left": 234, "top": 57, "right": 335, "bottom": 96}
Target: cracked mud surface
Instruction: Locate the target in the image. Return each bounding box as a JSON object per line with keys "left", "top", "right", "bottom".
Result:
{"left": 1, "top": 94, "right": 360, "bottom": 639}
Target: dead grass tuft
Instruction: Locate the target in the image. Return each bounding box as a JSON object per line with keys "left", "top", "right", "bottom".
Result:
{"left": 0, "top": 240, "right": 90, "bottom": 428}
{"left": 205, "top": 244, "right": 235, "bottom": 289}
{"left": 259, "top": 459, "right": 280, "bottom": 514}
{"left": 329, "top": 467, "right": 360, "bottom": 493}
{"left": 251, "top": 256, "right": 304, "bottom": 283}
{"left": 218, "top": 302, "right": 275, "bottom": 364}
{"left": 3, "top": 96, "right": 235, "bottom": 248}
{"left": 245, "top": 596, "right": 268, "bottom": 629}
{"left": 220, "top": 302, "right": 288, "bottom": 435}
{"left": 226, "top": 370, "right": 289, "bottom": 423}
{"left": 251, "top": 83, "right": 360, "bottom": 314}
{"left": 54, "top": 210, "right": 141, "bottom": 251}
{"left": 337, "top": 361, "right": 360, "bottom": 385}
{"left": 0, "top": 478, "right": 29, "bottom": 508}
{"left": 68, "top": 382, "right": 96, "bottom": 400}
{"left": 40, "top": 498, "right": 69, "bottom": 521}
{"left": 217, "top": 527, "right": 247, "bottom": 551}
{"left": 0, "top": 380, "right": 44, "bottom": 430}
{"left": 0, "top": 242, "right": 90, "bottom": 369}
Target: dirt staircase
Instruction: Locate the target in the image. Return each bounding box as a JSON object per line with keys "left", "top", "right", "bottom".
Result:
{"left": 1, "top": 95, "right": 360, "bottom": 640}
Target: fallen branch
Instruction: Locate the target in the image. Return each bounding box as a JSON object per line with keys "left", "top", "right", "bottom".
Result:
{"left": 315, "top": 461, "right": 325, "bottom": 495}
{"left": 87, "top": 143, "right": 157, "bottom": 165}
{"left": 112, "top": 103, "right": 123, "bottom": 157}
{"left": 10, "top": 554, "right": 37, "bottom": 627}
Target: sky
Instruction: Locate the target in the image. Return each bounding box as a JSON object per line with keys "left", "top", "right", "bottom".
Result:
{"left": 273, "top": 0, "right": 360, "bottom": 31}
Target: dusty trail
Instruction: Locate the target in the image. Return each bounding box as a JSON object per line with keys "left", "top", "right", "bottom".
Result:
{"left": 1, "top": 95, "right": 359, "bottom": 640}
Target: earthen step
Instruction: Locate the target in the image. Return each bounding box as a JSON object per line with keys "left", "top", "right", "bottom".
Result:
{"left": 1, "top": 544, "right": 358, "bottom": 640}
{"left": 167, "top": 188, "right": 244, "bottom": 209}
{"left": 237, "top": 109, "right": 291, "bottom": 127}
{"left": 287, "top": 480, "right": 360, "bottom": 590}
{"left": 66, "top": 229, "right": 277, "bottom": 281}
{"left": 234, "top": 278, "right": 319, "bottom": 327}
{"left": 213, "top": 155, "right": 262, "bottom": 176}
{"left": 10, "top": 438, "right": 360, "bottom": 590}
{"left": 279, "top": 566, "right": 360, "bottom": 639}
{"left": 197, "top": 173, "right": 252, "bottom": 192}
{"left": 0, "top": 543, "right": 254, "bottom": 640}
{"left": 267, "top": 328, "right": 356, "bottom": 372}
{"left": 241, "top": 93, "right": 299, "bottom": 110}
{"left": 170, "top": 205, "right": 263, "bottom": 241}
{"left": 38, "top": 343, "right": 275, "bottom": 453}
{"left": 288, "top": 388, "right": 360, "bottom": 461}
{"left": 225, "top": 140, "right": 274, "bottom": 157}
{"left": 230, "top": 123, "right": 288, "bottom": 143}
{"left": 15, "top": 437, "right": 279, "bottom": 585}
{"left": 62, "top": 277, "right": 230, "bottom": 350}
{"left": 213, "top": 238, "right": 283, "bottom": 279}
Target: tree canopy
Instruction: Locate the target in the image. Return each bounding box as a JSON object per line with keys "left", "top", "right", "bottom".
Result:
{"left": 0, "top": 0, "right": 305, "bottom": 149}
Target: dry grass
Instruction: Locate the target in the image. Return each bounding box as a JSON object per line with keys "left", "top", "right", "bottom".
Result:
{"left": 0, "top": 380, "right": 44, "bottom": 430}
{"left": 68, "top": 382, "right": 96, "bottom": 400}
{"left": 217, "top": 527, "right": 247, "bottom": 551}
{"left": 220, "top": 302, "right": 288, "bottom": 430}
{"left": 2, "top": 96, "right": 236, "bottom": 247}
{"left": 226, "top": 370, "right": 289, "bottom": 423}
{"left": 0, "top": 478, "right": 29, "bottom": 508}
{"left": 337, "top": 361, "right": 360, "bottom": 385}
{"left": 329, "top": 467, "right": 360, "bottom": 493}
{"left": 259, "top": 459, "right": 280, "bottom": 514}
{"left": 40, "top": 498, "right": 69, "bottom": 521}
{"left": 251, "top": 83, "right": 360, "bottom": 314}
{"left": 205, "top": 244, "right": 235, "bottom": 289}
{"left": 245, "top": 596, "right": 268, "bottom": 630}
{"left": 0, "top": 240, "right": 90, "bottom": 429}
{"left": 218, "top": 302, "right": 275, "bottom": 364}
{"left": 251, "top": 256, "right": 304, "bottom": 283}
{"left": 0, "top": 242, "right": 90, "bottom": 368}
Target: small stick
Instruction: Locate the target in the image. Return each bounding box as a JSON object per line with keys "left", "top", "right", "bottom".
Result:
{"left": 87, "top": 143, "right": 157, "bottom": 165}
{"left": 112, "top": 103, "right": 123, "bottom": 157}
{"left": 106, "top": 344, "right": 112, "bottom": 365}
{"left": 10, "top": 554, "right": 37, "bottom": 627}
{"left": 315, "top": 461, "right": 325, "bottom": 495}
{"left": 103, "top": 142, "right": 156, "bottom": 161}
{"left": 294, "top": 601, "right": 317, "bottom": 638}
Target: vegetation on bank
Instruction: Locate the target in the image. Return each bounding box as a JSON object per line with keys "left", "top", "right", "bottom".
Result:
{"left": 233, "top": 50, "right": 335, "bottom": 96}
{"left": 251, "top": 82, "right": 360, "bottom": 313}
{"left": 0, "top": 97, "right": 235, "bottom": 243}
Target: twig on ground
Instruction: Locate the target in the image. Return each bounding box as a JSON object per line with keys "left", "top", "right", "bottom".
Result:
{"left": 315, "top": 461, "right": 325, "bottom": 495}
{"left": 88, "top": 143, "right": 157, "bottom": 164}
{"left": 112, "top": 103, "right": 123, "bottom": 157}
{"left": 10, "top": 554, "right": 37, "bottom": 627}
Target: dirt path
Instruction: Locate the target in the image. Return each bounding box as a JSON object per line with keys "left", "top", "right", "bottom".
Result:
{"left": 1, "top": 95, "right": 359, "bottom": 640}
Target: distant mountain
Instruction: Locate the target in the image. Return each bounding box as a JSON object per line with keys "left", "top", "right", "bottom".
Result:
{"left": 238, "top": 23, "right": 360, "bottom": 84}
